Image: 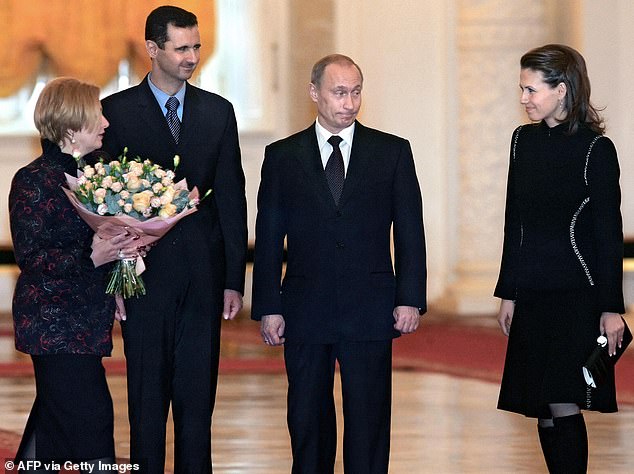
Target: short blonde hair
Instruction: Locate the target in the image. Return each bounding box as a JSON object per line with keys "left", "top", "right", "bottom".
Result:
{"left": 34, "top": 77, "right": 102, "bottom": 144}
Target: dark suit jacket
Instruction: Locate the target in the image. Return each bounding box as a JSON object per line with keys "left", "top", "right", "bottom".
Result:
{"left": 251, "top": 122, "right": 426, "bottom": 343}
{"left": 100, "top": 76, "right": 247, "bottom": 301}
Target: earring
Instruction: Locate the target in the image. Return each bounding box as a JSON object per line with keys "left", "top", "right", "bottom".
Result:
{"left": 68, "top": 132, "right": 82, "bottom": 162}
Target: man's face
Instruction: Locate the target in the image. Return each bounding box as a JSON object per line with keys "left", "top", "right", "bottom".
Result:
{"left": 310, "top": 62, "right": 362, "bottom": 134}
{"left": 148, "top": 24, "right": 201, "bottom": 87}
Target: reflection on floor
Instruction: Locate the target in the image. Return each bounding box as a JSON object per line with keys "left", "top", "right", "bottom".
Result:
{"left": 1, "top": 312, "right": 633, "bottom": 473}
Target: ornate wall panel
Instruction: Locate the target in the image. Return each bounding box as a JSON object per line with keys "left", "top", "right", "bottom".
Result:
{"left": 441, "top": 0, "right": 547, "bottom": 313}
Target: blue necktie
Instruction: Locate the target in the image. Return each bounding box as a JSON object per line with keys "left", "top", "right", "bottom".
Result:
{"left": 165, "top": 96, "right": 181, "bottom": 143}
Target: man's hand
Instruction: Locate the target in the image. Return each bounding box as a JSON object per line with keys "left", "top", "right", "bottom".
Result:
{"left": 393, "top": 306, "right": 421, "bottom": 334}
{"left": 261, "top": 314, "right": 286, "bottom": 345}
{"left": 222, "top": 289, "right": 243, "bottom": 320}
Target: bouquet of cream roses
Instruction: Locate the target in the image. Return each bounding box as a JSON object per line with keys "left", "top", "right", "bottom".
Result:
{"left": 63, "top": 148, "right": 208, "bottom": 298}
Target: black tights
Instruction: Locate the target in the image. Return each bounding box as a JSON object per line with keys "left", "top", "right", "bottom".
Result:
{"left": 537, "top": 403, "right": 588, "bottom": 474}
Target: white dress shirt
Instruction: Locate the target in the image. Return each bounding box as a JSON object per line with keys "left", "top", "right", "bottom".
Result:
{"left": 315, "top": 119, "right": 355, "bottom": 177}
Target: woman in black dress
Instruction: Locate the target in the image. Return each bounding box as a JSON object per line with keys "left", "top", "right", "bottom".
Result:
{"left": 9, "top": 77, "right": 139, "bottom": 472}
{"left": 495, "top": 44, "right": 625, "bottom": 473}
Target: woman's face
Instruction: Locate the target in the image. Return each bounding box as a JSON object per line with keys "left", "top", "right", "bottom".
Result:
{"left": 73, "top": 112, "right": 109, "bottom": 156}
{"left": 519, "top": 68, "right": 566, "bottom": 127}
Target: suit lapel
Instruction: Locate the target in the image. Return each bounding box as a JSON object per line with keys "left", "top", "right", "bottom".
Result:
{"left": 178, "top": 83, "right": 199, "bottom": 148}
{"left": 296, "top": 121, "right": 373, "bottom": 209}
{"left": 338, "top": 121, "right": 371, "bottom": 207}
{"left": 137, "top": 77, "right": 180, "bottom": 152}
{"left": 296, "top": 125, "right": 337, "bottom": 209}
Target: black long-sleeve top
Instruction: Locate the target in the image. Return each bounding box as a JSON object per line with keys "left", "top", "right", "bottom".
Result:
{"left": 9, "top": 139, "right": 115, "bottom": 355}
{"left": 494, "top": 121, "right": 625, "bottom": 314}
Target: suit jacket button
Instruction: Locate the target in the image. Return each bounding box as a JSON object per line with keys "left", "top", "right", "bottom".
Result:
{"left": 336, "top": 210, "right": 342, "bottom": 217}
{"left": 336, "top": 241, "right": 345, "bottom": 249}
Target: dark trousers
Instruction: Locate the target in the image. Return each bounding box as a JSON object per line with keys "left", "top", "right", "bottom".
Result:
{"left": 16, "top": 354, "right": 114, "bottom": 463}
{"left": 284, "top": 340, "right": 393, "bottom": 474}
{"left": 122, "top": 277, "right": 222, "bottom": 474}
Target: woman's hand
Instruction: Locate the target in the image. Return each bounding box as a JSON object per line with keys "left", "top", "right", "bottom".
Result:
{"left": 599, "top": 312, "right": 625, "bottom": 357}
{"left": 90, "top": 231, "right": 142, "bottom": 267}
{"left": 497, "top": 299, "right": 515, "bottom": 336}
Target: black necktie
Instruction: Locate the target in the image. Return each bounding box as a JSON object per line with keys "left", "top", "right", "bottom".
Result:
{"left": 326, "top": 135, "right": 345, "bottom": 204}
{"left": 165, "top": 96, "right": 181, "bottom": 143}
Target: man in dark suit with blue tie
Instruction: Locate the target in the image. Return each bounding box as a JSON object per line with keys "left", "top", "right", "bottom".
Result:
{"left": 100, "top": 6, "right": 247, "bottom": 472}
{"left": 251, "top": 54, "right": 427, "bottom": 474}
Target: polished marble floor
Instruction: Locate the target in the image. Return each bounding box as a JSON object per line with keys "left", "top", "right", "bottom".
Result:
{"left": 1, "top": 318, "right": 634, "bottom": 473}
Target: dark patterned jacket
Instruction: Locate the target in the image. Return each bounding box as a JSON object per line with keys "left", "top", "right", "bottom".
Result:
{"left": 9, "top": 139, "right": 115, "bottom": 355}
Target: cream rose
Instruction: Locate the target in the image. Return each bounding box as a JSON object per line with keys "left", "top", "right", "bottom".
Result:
{"left": 160, "top": 189, "right": 175, "bottom": 205}
{"left": 132, "top": 190, "right": 153, "bottom": 212}
{"left": 101, "top": 176, "right": 113, "bottom": 189}
{"left": 159, "top": 203, "right": 177, "bottom": 218}
{"left": 126, "top": 175, "right": 142, "bottom": 191}
{"left": 93, "top": 188, "right": 107, "bottom": 204}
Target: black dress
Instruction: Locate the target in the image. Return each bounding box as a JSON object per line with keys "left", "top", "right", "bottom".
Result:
{"left": 495, "top": 121, "right": 625, "bottom": 418}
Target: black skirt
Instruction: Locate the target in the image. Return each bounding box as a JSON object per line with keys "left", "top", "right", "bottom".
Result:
{"left": 497, "top": 288, "right": 618, "bottom": 418}
{"left": 16, "top": 354, "right": 115, "bottom": 462}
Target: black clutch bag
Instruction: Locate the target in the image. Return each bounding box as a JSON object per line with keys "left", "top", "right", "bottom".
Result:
{"left": 583, "top": 318, "right": 632, "bottom": 388}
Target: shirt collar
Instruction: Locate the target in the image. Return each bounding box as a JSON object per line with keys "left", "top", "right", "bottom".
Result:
{"left": 147, "top": 74, "right": 187, "bottom": 116}
{"left": 315, "top": 119, "right": 355, "bottom": 150}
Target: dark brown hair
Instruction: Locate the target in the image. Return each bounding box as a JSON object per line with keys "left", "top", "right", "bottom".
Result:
{"left": 521, "top": 44, "right": 604, "bottom": 135}
{"left": 146, "top": 6, "right": 198, "bottom": 49}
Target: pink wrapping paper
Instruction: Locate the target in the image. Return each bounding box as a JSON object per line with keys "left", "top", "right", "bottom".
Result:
{"left": 63, "top": 173, "right": 200, "bottom": 274}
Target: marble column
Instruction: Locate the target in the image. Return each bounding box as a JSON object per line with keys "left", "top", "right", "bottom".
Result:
{"left": 438, "top": 0, "right": 547, "bottom": 314}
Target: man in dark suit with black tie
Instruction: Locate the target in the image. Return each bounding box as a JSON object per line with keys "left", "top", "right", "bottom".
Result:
{"left": 251, "top": 54, "right": 427, "bottom": 474}
{"left": 100, "top": 6, "right": 247, "bottom": 472}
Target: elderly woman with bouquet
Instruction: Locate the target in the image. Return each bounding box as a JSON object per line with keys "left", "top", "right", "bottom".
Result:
{"left": 9, "top": 77, "right": 139, "bottom": 471}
